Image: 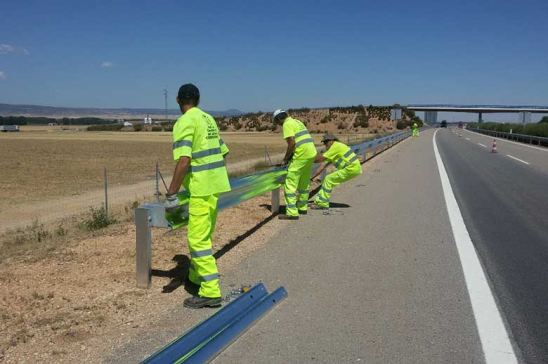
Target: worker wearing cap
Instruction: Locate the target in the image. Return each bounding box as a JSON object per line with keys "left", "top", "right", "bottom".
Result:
{"left": 273, "top": 109, "right": 317, "bottom": 220}
{"left": 164, "top": 83, "right": 230, "bottom": 309}
{"left": 311, "top": 134, "right": 362, "bottom": 209}
{"left": 412, "top": 122, "right": 419, "bottom": 137}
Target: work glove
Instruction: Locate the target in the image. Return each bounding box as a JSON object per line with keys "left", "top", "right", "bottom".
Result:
{"left": 164, "top": 193, "right": 180, "bottom": 212}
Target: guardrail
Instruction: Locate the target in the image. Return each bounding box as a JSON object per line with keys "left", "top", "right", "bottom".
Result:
{"left": 135, "top": 130, "right": 412, "bottom": 288}
{"left": 468, "top": 128, "right": 548, "bottom": 147}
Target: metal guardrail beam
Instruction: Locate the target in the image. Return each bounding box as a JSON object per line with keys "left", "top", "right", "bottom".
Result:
{"left": 141, "top": 283, "right": 287, "bottom": 363}
{"left": 135, "top": 130, "right": 412, "bottom": 288}
{"left": 468, "top": 128, "right": 548, "bottom": 147}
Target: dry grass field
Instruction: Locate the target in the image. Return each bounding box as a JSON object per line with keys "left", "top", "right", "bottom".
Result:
{"left": 0, "top": 129, "right": 369, "bottom": 233}
{"left": 0, "top": 130, "right": 292, "bottom": 210}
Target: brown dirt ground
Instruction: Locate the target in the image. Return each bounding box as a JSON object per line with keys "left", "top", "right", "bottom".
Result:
{"left": 0, "top": 194, "right": 285, "bottom": 363}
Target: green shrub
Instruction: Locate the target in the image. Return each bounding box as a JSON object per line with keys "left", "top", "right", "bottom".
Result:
{"left": 353, "top": 114, "right": 369, "bottom": 128}
{"left": 337, "top": 122, "right": 347, "bottom": 130}
{"left": 469, "top": 122, "right": 548, "bottom": 137}
{"left": 81, "top": 206, "right": 117, "bottom": 231}
{"left": 87, "top": 124, "right": 123, "bottom": 131}
{"left": 151, "top": 125, "right": 162, "bottom": 132}
{"left": 133, "top": 124, "right": 143, "bottom": 132}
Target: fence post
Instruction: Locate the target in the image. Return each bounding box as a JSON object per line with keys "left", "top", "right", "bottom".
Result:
{"left": 271, "top": 187, "right": 280, "bottom": 214}
{"left": 155, "top": 161, "right": 160, "bottom": 202}
{"left": 104, "top": 167, "right": 109, "bottom": 219}
{"left": 135, "top": 207, "right": 152, "bottom": 288}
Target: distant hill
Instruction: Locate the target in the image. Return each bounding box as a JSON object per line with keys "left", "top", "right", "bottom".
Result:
{"left": 0, "top": 103, "right": 243, "bottom": 119}
{"left": 215, "top": 106, "right": 422, "bottom": 135}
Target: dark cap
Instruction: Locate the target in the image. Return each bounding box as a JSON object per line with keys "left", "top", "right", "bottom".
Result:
{"left": 321, "top": 133, "right": 338, "bottom": 143}
{"left": 178, "top": 83, "right": 200, "bottom": 102}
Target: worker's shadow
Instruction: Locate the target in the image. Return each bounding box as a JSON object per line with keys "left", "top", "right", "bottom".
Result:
{"left": 151, "top": 255, "right": 196, "bottom": 294}
{"left": 154, "top": 204, "right": 277, "bottom": 294}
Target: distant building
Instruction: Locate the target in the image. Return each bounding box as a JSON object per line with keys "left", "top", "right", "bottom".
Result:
{"left": 123, "top": 121, "right": 133, "bottom": 127}
{"left": 144, "top": 115, "right": 152, "bottom": 125}
{"left": 0, "top": 125, "right": 20, "bottom": 132}
{"left": 48, "top": 122, "right": 57, "bottom": 126}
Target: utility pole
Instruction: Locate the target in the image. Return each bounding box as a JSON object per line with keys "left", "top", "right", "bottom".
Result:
{"left": 163, "top": 88, "right": 168, "bottom": 123}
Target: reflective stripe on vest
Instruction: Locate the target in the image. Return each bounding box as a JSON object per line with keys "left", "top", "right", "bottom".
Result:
{"left": 190, "top": 160, "right": 226, "bottom": 173}
{"left": 348, "top": 155, "right": 358, "bottom": 164}
{"left": 173, "top": 139, "right": 192, "bottom": 150}
{"left": 192, "top": 147, "right": 222, "bottom": 159}
{"left": 334, "top": 150, "right": 358, "bottom": 170}
{"left": 295, "top": 130, "right": 309, "bottom": 138}
{"left": 295, "top": 137, "right": 313, "bottom": 147}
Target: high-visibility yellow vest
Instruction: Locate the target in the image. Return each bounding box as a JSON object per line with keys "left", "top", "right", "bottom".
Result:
{"left": 323, "top": 141, "right": 361, "bottom": 172}
{"left": 172, "top": 107, "right": 231, "bottom": 196}
{"left": 282, "top": 117, "right": 317, "bottom": 160}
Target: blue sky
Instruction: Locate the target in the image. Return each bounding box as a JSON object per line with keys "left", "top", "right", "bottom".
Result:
{"left": 1, "top": 0, "right": 547, "bottom": 116}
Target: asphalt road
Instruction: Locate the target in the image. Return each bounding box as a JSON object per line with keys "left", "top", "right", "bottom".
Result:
{"left": 436, "top": 128, "right": 548, "bottom": 364}
{"left": 214, "top": 129, "right": 485, "bottom": 363}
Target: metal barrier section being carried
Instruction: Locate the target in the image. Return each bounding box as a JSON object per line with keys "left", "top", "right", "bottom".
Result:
{"left": 142, "top": 283, "right": 288, "bottom": 364}
{"left": 135, "top": 130, "right": 412, "bottom": 288}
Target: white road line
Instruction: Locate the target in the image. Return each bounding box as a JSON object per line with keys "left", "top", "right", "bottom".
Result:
{"left": 464, "top": 129, "right": 548, "bottom": 153}
{"left": 478, "top": 143, "right": 487, "bottom": 148}
{"left": 433, "top": 130, "right": 517, "bottom": 364}
{"left": 506, "top": 154, "right": 530, "bottom": 165}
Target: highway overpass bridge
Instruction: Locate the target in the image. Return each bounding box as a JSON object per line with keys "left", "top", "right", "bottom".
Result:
{"left": 404, "top": 104, "right": 548, "bottom": 123}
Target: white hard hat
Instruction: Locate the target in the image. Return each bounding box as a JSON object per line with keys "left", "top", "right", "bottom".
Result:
{"left": 272, "top": 109, "right": 287, "bottom": 120}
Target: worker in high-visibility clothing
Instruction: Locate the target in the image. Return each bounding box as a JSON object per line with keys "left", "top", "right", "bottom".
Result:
{"left": 412, "top": 122, "right": 419, "bottom": 137}
{"left": 311, "top": 134, "right": 362, "bottom": 209}
{"left": 273, "top": 109, "right": 317, "bottom": 220}
{"left": 164, "top": 83, "right": 230, "bottom": 309}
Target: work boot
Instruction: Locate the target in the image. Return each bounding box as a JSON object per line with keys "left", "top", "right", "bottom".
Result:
{"left": 184, "top": 295, "right": 222, "bottom": 309}
{"left": 278, "top": 214, "right": 299, "bottom": 220}
{"left": 310, "top": 204, "right": 328, "bottom": 210}
{"left": 298, "top": 210, "right": 308, "bottom": 215}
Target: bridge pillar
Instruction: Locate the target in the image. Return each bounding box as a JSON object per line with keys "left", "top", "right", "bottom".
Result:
{"left": 478, "top": 112, "right": 483, "bottom": 123}
{"left": 424, "top": 111, "right": 438, "bottom": 124}
{"left": 519, "top": 111, "right": 531, "bottom": 124}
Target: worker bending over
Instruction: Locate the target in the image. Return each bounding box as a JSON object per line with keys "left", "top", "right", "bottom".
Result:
{"left": 311, "top": 134, "right": 362, "bottom": 209}
{"left": 412, "top": 122, "right": 419, "bottom": 137}
{"left": 165, "top": 84, "right": 230, "bottom": 309}
{"left": 273, "top": 109, "right": 317, "bottom": 220}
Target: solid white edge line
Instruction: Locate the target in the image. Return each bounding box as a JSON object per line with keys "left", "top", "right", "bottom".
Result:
{"left": 478, "top": 143, "right": 487, "bottom": 148}
{"left": 464, "top": 129, "right": 548, "bottom": 153}
{"left": 433, "top": 130, "right": 518, "bottom": 364}
{"left": 506, "top": 154, "right": 530, "bottom": 165}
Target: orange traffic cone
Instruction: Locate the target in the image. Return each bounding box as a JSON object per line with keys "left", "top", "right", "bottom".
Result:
{"left": 491, "top": 139, "right": 497, "bottom": 153}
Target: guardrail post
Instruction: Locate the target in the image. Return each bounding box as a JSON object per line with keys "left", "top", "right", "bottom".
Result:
{"left": 363, "top": 147, "right": 367, "bottom": 161}
{"left": 135, "top": 207, "right": 152, "bottom": 289}
{"left": 271, "top": 187, "right": 280, "bottom": 214}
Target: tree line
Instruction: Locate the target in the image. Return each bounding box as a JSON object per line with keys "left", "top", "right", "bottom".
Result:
{"left": 0, "top": 116, "right": 118, "bottom": 125}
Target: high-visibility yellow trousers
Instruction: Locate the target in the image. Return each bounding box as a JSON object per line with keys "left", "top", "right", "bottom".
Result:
{"left": 412, "top": 128, "right": 419, "bottom": 137}
{"left": 315, "top": 166, "right": 361, "bottom": 208}
{"left": 187, "top": 194, "right": 221, "bottom": 298}
{"left": 284, "top": 157, "right": 315, "bottom": 216}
